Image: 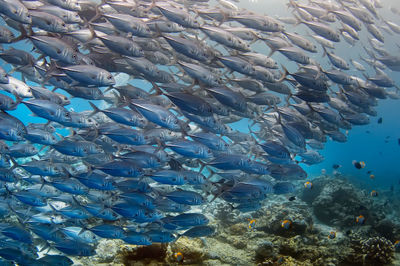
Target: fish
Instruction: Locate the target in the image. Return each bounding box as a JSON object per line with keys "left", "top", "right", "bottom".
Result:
{"left": 274, "top": 182, "right": 295, "bottom": 194}
{"left": 248, "top": 219, "right": 256, "bottom": 230}
{"left": 370, "top": 190, "right": 378, "bottom": 197}
{"left": 174, "top": 252, "right": 184, "bottom": 262}
{"left": 181, "top": 225, "right": 215, "bottom": 238}
{"left": 328, "top": 231, "right": 336, "bottom": 239}
{"left": 304, "top": 181, "right": 313, "bottom": 189}
{"left": 353, "top": 160, "right": 366, "bottom": 169}
{"left": 394, "top": 240, "right": 400, "bottom": 250}
{"left": 281, "top": 219, "right": 292, "bottom": 229}
{"left": 288, "top": 196, "right": 296, "bottom": 201}
{"left": 356, "top": 215, "right": 365, "bottom": 225}
{"left": 0, "top": 0, "right": 396, "bottom": 261}
{"left": 377, "top": 117, "right": 383, "bottom": 124}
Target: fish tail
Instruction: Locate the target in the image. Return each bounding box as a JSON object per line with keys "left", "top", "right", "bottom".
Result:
{"left": 278, "top": 64, "right": 289, "bottom": 83}
{"left": 11, "top": 25, "right": 30, "bottom": 43}
{"left": 150, "top": 81, "right": 163, "bottom": 95}
{"left": 88, "top": 101, "right": 100, "bottom": 117}
{"left": 322, "top": 46, "right": 327, "bottom": 57}
{"left": 284, "top": 93, "right": 292, "bottom": 107}
{"left": 89, "top": 0, "right": 106, "bottom": 24}
{"left": 9, "top": 157, "right": 19, "bottom": 170}
{"left": 144, "top": 0, "right": 157, "bottom": 13}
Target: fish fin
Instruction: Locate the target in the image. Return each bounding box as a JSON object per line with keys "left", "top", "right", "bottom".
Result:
{"left": 88, "top": 0, "right": 106, "bottom": 24}
{"left": 38, "top": 145, "right": 47, "bottom": 153}
{"left": 11, "top": 25, "right": 29, "bottom": 43}
{"left": 9, "top": 157, "right": 19, "bottom": 170}
{"left": 322, "top": 46, "right": 327, "bottom": 57}
{"left": 88, "top": 101, "right": 100, "bottom": 117}
{"left": 278, "top": 64, "right": 289, "bottom": 83}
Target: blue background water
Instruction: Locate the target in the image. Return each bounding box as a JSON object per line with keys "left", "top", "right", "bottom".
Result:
{"left": 1, "top": 0, "right": 399, "bottom": 192}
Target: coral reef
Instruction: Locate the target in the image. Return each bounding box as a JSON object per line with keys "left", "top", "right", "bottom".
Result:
{"left": 361, "top": 237, "right": 395, "bottom": 265}
{"left": 70, "top": 176, "right": 400, "bottom": 266}
{"left": 301, "top": 177, "right": 375, "bottom": 227}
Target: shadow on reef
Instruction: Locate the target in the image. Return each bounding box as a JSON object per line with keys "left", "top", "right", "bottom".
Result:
{"left": 121, "top": 244, "right": 168, "bottom": 265}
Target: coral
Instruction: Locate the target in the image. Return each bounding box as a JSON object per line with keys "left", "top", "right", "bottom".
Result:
{"left": 168, "top": 237, "right": 205, "bottom": 264}
{"left": 254, "top": 240, "right": 277, "bottom": 261}
{"left": 255, "top": 201, "right": 313, "bottom": 237}
{"left": 228, "top": 223, "right": 248, "bottom": 236}
{"left": 95, "top": 239, "right": 123, "bottom": 263}
{"left": 301, "top": 177, "right": 375, "bottom": 227}
{"left": 361, "top": 237, "right": 394, "bottom": 265}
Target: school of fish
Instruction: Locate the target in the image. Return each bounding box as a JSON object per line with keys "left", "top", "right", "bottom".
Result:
{"left": 0, "top": 0, "right": 399, "bottom": 263}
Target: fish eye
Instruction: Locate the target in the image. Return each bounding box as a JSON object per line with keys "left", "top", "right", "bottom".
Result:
{"left": 107, "top": 76, "right": 112, "bottom": 79}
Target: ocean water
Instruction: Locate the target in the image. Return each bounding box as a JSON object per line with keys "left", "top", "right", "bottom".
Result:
{"left": 1, "top": 0, "right": 400, "bottom": 265}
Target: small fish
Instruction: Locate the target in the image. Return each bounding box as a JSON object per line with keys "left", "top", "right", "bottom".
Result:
{"left": 328, "top": 231, "right": 336, "bottom": 239}
{"left": 356, "top": 215, "right": 365, "bottom": 225}
{"left": 274, "top": 182, "right": 295, "bottom": 194}
{"left": 377, "top": 117, "right": 383, "bottom": 124}
{"left": 304, "top": 181, "right": 313, "bottom": 189}
{"left": 277, "top": 256, "right": 285, "bottom": 263}
{"left": 394, "top": 240, "right": 400, "bottom": 250}
{"left": 248, "top": 219, "right": 256, "bottom": 230}
{"left": 288, "top": 196, "right": 296, "bottom": 201}
{"left": 370, "top": 174, "right": 375, "bottom": 179}
{"left": 370, "top": 190, "right": 378, "bottom": 197}
{"left": 281, "top": 219, "right": 292, "bottom": 229}
{"left": 353, "top": 160, "right": 366, "bottom": 169}
{"left": 181, "top": 225, "right": 215, "bottom": 238}
{"left": 174, "top": 251, "right": 184, "bottom": 262}
{"left": 332, "top": 164, "right": 341, "bottom": 169}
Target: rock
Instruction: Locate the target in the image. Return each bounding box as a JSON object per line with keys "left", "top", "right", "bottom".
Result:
{"left": 302, "top": 177, "right": 376, "bottom": 227}
{"left": 95, "top": 239, "right": 123, "bottom": 263}
{"left": 228, "top": 223, "right": 248, "bottom": 236}
{"left": 255, "top": 240, "right": 277, "bottom": 261}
